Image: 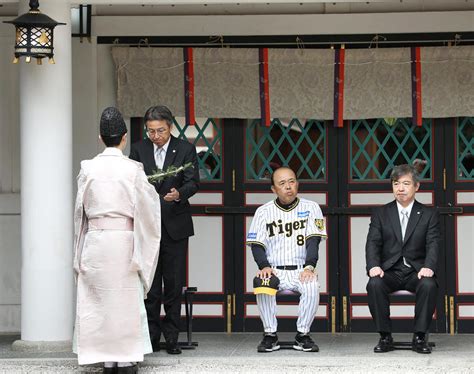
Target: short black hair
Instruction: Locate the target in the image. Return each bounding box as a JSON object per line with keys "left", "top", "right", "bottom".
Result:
{"left": 390, "top": 164, "right": 420, "bottom": 184}
{"left": 144, "top": 105, "right": 174, "bottom": 126}
{"left": 101, "top": 134, "right": 124, "bottom": 147}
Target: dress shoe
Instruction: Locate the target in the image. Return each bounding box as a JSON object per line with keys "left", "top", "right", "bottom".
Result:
{"left": 166, "top": 341, "right": 182, "bottom": 354}
{"left": 374, "top": 335, "right": 394, "bottom": 353}
{"left": 117, "top": 364, "right": 138, "bottom": 374}
{"left": 412, "top": 334, "right": 432, "bottom": 354}
{"left": 151, "top": 340, "right": 161, "bottom": 352}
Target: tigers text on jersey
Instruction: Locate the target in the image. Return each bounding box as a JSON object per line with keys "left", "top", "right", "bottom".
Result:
{"left": 246, "top": 197, "right": 327, "bottom": 267}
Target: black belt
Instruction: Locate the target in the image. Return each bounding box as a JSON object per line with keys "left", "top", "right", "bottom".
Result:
{"left": 275, "top": 265, "right": 301, "bottom": 270}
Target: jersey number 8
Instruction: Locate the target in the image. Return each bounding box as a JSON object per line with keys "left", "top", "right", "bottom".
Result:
{"left": 297, "top": 235, "right": 305, "bottom": 246}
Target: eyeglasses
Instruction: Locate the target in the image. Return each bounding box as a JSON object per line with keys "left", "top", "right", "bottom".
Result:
{"left": 147, "top": 128, "right": 168, "bottom": 135}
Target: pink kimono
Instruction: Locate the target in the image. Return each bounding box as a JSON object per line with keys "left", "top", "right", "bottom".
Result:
{"left": 73, "top": 148, "right": 161, "bottom": 365}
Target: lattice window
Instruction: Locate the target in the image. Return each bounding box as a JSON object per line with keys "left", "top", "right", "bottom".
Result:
{"left": 173, "top": 118, "right": 222, "bottom": 181}
{"left": 140, "top": 117, "right": 222, "bottom": 181}
{"left": 246, "top": 119, "right": 326, "bottom": 181}
{"left": 350, "top": 118, "right": 432, "bottom": 181}
{"left": 457, "top": 117, "right": 474, "bottom": 180}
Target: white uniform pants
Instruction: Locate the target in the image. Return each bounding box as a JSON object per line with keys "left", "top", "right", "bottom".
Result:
{"left": 256, "top": 268, "right": 320, "bottom": 334}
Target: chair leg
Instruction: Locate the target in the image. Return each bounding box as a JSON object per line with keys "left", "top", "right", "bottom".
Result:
{"left": 179, "top": 287, "right": 198, "bottom": 349}
{"left": 185, "top": 289, "right": 192, "bottom": 345}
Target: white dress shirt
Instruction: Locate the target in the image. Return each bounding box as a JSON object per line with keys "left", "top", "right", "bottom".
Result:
{"left": 153, "top": 138, "right": 171, "bottom": 170}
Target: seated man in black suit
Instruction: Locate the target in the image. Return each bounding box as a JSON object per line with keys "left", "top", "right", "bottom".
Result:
{"left": 365, "top": 163, "right": 441, "bottom": 354}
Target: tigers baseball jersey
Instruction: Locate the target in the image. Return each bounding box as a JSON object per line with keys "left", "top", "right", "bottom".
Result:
{"left": 247, "top": 197, "right": 327, "bottom": 334}
{"left": 246, "top": 197, "right": 327, "bottom": 266}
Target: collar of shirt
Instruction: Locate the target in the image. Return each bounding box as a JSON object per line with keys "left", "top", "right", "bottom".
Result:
{"left": 102, "top": 147, "right": 123, "bottom": 156}
{"left": 153, "top": 137, "right": 171, "bottom": 156}
{"left": 275, "top": 197, "right": 299, "bottom": 211}
{"left": 396, "top": 200, "right": 415, "bottom": 218}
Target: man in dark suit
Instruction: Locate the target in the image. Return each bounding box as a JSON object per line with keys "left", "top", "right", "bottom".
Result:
{"left": 365, "top": 163, "right": 440, "bottom": 354}
{"left": 130, "top": 105, "right": 199, "bottom": 354}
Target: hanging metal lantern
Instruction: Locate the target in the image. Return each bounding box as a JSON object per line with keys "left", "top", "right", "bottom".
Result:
{"left": 3, "top": 0, "right": 66, "bottom": 65}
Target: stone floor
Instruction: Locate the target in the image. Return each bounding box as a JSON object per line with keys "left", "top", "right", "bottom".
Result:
{"left": 0, "top": 333, "right": 473, "bottom": 373}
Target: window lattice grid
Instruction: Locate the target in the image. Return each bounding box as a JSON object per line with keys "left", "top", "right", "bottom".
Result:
{"left": 350, "top": 118, "right": 432, "bottom": 181}
{"left": 246, "top": 118, "right": 326, "bottom": 181}
{"left": 143, "top": 118, "right": 222, "bottom": 181}
{"left": 457, "top": 117, "right": 474, "bottom": 180}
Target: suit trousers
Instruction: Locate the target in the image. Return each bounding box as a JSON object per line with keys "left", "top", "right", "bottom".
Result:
{"left": 366, "top": 258, "right": 438, "bottom": 334}
{"left": 145, "top": 227, "right": 188, "bottom": 344}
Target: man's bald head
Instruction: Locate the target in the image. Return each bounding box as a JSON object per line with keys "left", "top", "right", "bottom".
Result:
{"left": 270, "top": 167, "right": 299, "bottom": 205}
{"left": 270, "top": 167, "right": 296, "bottom": 186}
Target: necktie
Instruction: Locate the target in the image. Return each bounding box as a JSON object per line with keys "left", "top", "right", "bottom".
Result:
{"left": 155, "top": 148, "right": 165, "bottom": 170}
{"left": 401, "top": 209, "right": 409, "bottom": 240}
{"left": 400, "top": 209, "right": 411, "bottom": 267}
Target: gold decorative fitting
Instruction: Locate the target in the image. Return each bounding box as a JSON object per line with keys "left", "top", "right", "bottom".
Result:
{"left": 226, "top": 295, "right": 232, "bottom": 333}
{"left": 342, "top": 296, "right": 348, "bottom": 329}
{"left": 331, "top": 296, "right": 336, "bottom": 334}
{"left": 37, "top": 32, "right": 49, "bottom": 45}
{"left": 443, "top": 168, "right": 447, "bottom": 190}
{"left": 449, "top": 296, "right": 455, "bottom": 335}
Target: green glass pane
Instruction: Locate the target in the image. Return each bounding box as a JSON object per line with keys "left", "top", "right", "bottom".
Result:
{"left": 246, "top": 118, "right": 326, "bottom": 181}
{"left": 350, "top": 118, "right": 432, "bottom": 181}
{"left": 457, "top": 117, "right": 474, "bottom": 180}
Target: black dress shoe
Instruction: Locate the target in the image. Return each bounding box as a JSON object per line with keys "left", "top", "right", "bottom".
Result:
{"left": 103, "top": 367, "right": 117, "bottom": 374}
{"left": 412, "top": 334, "right": 432, "bottom": 354}
{"left": 166, "top": 341, "right": 182, "bottom": 354}
{"left": 151, "top": 340, "right": 161, "bottom": 352}
{"left": 117, "top": 364, "right": 138, "bottom": 374}
{"left": 374, "top": 335, "right": 394, "bottom": 353}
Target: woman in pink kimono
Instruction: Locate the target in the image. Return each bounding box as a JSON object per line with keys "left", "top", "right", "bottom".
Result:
{"left": 73, "top": 107, "right": 161, "bottom": 374}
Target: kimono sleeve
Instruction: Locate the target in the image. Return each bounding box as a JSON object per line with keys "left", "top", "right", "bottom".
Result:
{"left": 306, "top": 202, "right": 327, "bottom": 240}
{"left": 73, "top": 166, "right": 88, "bottom": 279}
{"left": 246, "top": 207, "right": 268, "bottom": 249}
{"left": 131, "top": 166, "right": 161, "bottom": 295}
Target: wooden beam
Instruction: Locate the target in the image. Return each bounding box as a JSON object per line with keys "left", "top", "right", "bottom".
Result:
{"left": 92, "top": 11, "right": 474, "bottom": 37}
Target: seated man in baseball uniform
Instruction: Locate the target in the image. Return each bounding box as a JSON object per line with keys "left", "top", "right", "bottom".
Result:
{"left": 247, "top": 167, "right": 327, "bottom": 353}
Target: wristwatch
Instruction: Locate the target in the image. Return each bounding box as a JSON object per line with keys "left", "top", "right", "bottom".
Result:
{"left": 303, "top": 265, "right": 315, "bottom": 273}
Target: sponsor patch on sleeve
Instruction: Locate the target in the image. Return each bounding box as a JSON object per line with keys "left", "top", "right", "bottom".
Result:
{"left": 247, "top": 232, "right": 257, "bottom": 240}
{"left": 297, "top": 210, "right": 310, "bottom": 218}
